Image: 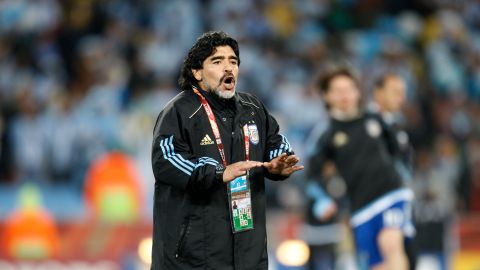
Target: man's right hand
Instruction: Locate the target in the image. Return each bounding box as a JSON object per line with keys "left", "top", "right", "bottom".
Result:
{"left": 223, "top": 161, "right": 263, "bottom": 182}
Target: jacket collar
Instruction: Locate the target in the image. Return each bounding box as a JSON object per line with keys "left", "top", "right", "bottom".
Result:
{"left": 188, "top": 87, "right": 257, "bottom": 128}
{"left": 200, "top": 89, "right": 236, "bottom": 116}
{"left": 190, "top": 86, "right": 258, "bottom": 112}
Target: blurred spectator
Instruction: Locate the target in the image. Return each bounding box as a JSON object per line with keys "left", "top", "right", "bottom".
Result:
{"left": 84, "top": 151, "right": 142, "bottom": 224}
{"left": 0, "top": 108, "right": 14, "bottom": 183}
{"left": 465, "top": 137, "right": 480, "bottom": 212}
{"left": 1, "top": 184, "right": 60, "bottom": 260}
{"left": 10, "top": 90, "right": 50, "bottom": 183}
{"left": 43, "top": 93, "right": 83, "bottom": 184}
{"left": 412, "top": 136, "right": 461, "bottom": 270}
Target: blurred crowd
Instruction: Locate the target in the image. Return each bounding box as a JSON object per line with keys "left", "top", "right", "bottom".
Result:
{"left": 1, "top": 0, "right": 480, "bottom": 258}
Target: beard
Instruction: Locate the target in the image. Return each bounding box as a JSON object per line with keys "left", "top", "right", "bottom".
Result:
{"left": 213, "top": 87, "right": 235, "bottom": 99}
{"left": 202, "top": 75, "right": 236, "bottom": 99}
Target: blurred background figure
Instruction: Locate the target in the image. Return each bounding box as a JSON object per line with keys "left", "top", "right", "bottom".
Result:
{"left": 1, "top": 184, "right": 60, "bottom": 260}
{"left": 371, "top": 73, "right": 418, "bottom": 270}
{"left": 371, "top": 73, "right": 412, "bottom": 183}
{"left": 1, "top": 0, "right": 480, "bottom": 269}
{"left": 84, "top": 151, "right": 143, "bottom": 224}
{"left": 308, "top": 67, "right": 413, "bottom": 270}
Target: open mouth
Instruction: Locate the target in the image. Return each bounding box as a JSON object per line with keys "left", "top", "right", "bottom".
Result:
{"left": 222, "top": 75, "right": 235, "bottom": 90}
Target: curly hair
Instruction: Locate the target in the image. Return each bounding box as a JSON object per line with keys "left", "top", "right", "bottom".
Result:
{"left": 178, "top": 31, "right": 240, "bottom": 90}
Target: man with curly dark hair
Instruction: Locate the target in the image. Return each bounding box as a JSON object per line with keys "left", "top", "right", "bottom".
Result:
{"left": 151, "top": 31, "right": 303, "bottom": 270}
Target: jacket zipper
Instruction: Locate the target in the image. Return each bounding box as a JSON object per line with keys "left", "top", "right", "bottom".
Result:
{"left": 175, "top": 219, "right": 190, "bottom": 258}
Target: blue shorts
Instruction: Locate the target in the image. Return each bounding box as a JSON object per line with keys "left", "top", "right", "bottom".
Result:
{"left": 351, "top": 188, "right": 415, "bottom": 268}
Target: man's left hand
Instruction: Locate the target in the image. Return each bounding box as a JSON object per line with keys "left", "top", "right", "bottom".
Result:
{"left": 263, "top": 153, "right": 304, "bottom": 176}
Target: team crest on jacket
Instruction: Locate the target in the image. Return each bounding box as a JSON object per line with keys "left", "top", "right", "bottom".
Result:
{"left": 333, "top": 131, "right": 348, "bottom": 147}
{"left": 366, "top": 119, "right": 382, "bottom": 138}
{"left": 247, "top": 124, "right": 259, "bottom": 145}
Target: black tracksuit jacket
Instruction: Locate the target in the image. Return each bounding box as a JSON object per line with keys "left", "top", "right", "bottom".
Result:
{"left": 151, "top": 88, "right": 292, "bottom": 270}
{"left": 307, "top": 113, "right": 404, "bottom": 213}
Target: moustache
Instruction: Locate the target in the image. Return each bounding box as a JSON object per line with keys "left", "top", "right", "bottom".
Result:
{"left": 218, "top": 73, "right": 234, "bottom": 84}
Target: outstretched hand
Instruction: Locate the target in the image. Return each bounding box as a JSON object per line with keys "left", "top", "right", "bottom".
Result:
{"left": 263, "top": 153, "right": 304, "bottom": 177}
{"left": 223, "top": 161, "right": 264, "bottom": 182}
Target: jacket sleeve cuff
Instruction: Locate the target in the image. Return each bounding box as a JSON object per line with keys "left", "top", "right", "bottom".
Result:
{"left": 187, "top": 164, "right": 222, "bottom": 192}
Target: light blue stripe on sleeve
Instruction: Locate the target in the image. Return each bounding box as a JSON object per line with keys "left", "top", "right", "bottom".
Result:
{"left": 195, "top": 157, "right": 219, "bottom": 169}
{"left": 159, "top": 137, "right": 192, "bottom": 176}
{"left": 162, "top": 138, "right": 194, "bottom": 171}
{"left": 167, "top": 136, "right": 195, "bottom": 168}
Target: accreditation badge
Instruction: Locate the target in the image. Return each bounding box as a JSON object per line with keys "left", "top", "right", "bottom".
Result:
{"left": 229, "top": 174, "right": 254, "bottom": 233}
{"left": 230, "top": 175, "right": 248, "bottom": 193}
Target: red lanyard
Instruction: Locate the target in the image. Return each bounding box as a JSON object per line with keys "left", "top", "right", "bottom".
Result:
{"left": 242, "top": 125, "right": 250, "bottom": 161}
{"left": 193, "top": 87, "right": 250, "bottom": 166}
